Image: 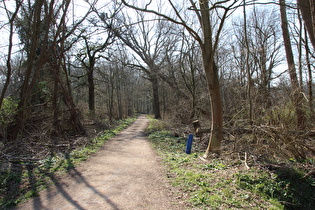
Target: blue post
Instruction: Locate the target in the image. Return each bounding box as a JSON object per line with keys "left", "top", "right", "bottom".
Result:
{"left": 185, "top": 134, "right": 194, "bottom": 154}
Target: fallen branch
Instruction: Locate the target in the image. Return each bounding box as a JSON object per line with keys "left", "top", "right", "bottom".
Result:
{"left": 238, "top": 152, "right": 250, "bottom": 170}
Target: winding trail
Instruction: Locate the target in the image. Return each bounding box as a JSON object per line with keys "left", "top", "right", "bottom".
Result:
{"left": 14, "top": 115, "right": 184, "bottom": 210}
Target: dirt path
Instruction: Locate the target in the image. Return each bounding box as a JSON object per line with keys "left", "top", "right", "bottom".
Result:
{"left": 14, "top": 115, "right": 185, "bottom": 210}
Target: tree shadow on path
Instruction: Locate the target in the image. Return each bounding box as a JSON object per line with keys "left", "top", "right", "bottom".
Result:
{"left": 0, "top": 162, "right": 23, "bottom": 209}
{"left": 31, "top": 152, "right": 121, "bottom": 210}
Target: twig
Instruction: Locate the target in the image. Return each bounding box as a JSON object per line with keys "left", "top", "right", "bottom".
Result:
{"left": 238, "top": 152, "right": 250, "bottom": 170}
{"left": 244, "top": 152, "right": 250, "bottom": 170}
{"left": 303, "top": 170, "right": 315, "bottom": 178}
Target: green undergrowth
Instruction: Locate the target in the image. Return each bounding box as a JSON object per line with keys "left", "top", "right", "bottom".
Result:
{"left": 0, "top": 117, "right": 135, "bottom": 209}
{"left": 147, "top": 118, "right": 315, "bottom": 209}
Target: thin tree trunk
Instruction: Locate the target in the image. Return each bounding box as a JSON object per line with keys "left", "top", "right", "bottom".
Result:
{"left": 279, "top": 0, "right": 306, "bottom": 129}
{"left": 57, "top": 62, "right": 86, "bottom": 134}
{"left": 298, "top": 9, "right": 303, "bottom": 87}
{"left": 298, "top": 0, "right": 315, "bottom": 49}
{"left": 151, "top": 74, "right": 161, "bottom": 119}
{"left": 199, "top": 0, "right": 223, "bottom": 156}
{"left": 108, "top": 66, "right": 115, "bottom": 121}
{"left": 243, "top": 0, "right": 253, "bottom": 123}
{"left": 87, "top": 68, "right": 95, "bottom": 116}
{"left": 7, "top": 0, "right": 48, "bottom": 141}
{"left": 305, "top": 27, "right": 314, "bottom": 116}
{"left": 109, "top": 87, "right": 114, "bottom": 122}
{"left": 115, "top": 69, "right": 123, "bottom": 120}
{"left": 52, "top": 65, "right": 60, "bottom": 137}
{"left": 0, "top": 1, "right": 22, "bottom": 109}
{"left": 58, "top": 1, "right": 85, "bottom": 135}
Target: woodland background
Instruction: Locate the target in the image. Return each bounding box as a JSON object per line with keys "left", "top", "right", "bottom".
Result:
{"left": 0, "top": 0, "right": 314, "bottom": 167}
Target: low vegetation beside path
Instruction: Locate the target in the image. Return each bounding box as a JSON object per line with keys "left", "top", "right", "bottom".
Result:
{"left": 0, "top": 118, "right": 135, "bottom": 209}
{"left": 146, "top": 117, "right": 315, "bottom": 209}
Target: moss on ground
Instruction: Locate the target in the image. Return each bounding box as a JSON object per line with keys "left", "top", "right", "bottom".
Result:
{"left": 147, "top": 118, "right": 315, "bottom": 209}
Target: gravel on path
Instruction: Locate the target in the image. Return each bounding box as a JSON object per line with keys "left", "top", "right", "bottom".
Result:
{"left": 14, "top": 115, "right": 185, "bottom": 210}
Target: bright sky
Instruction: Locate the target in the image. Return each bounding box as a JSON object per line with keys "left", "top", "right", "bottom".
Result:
{"left": 0, "top": 0, "right": 298, "bottom": 83}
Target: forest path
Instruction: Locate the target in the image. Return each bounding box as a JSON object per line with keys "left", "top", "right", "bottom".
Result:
{"left": 14, "top": 115, "right": 184, "bottom": 210}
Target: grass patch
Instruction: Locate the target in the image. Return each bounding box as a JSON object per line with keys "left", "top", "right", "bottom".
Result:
{"left": 0, "top": 117, "right": 135, "bottom": 209}
{"left": 145, "top": 116, "right": 169, "bottom": 134}
{"left": 236, "top": 166, "right": 315, "bottom": 209}
{"left": 147, "top": 118, "right": 315, "bottom": 209}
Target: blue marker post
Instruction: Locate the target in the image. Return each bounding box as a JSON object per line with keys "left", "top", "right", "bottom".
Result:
{"left": 185, "top": 134, "right": 194, "bottom": 154}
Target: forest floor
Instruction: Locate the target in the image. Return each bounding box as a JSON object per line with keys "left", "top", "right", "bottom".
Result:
{"left": 13, "top": 115, "right": 186, "bottom": 210}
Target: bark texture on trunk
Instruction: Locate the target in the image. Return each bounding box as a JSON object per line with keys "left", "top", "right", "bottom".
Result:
{"left": 305, "top": 28, "right": 314, "bottom": 116}
{"left": 7, "top": 0, "right": 47, "bottom": 141}
{"left": 298, "top": 0, "right": 315, "bottom": 49}
{"left": 151, "top": 74, "right": 161, "bottom": 119}
{"left": 87, "top": 69, "right": 95, "bottom": 115}
{"left": 203, "top": 63, "right": 223, "bottom": 156}
{"left": 280, "top": 0, "right": 306, "bottom": 129}
{"left": 199, "top": 0, "right": 223, "bottom": 156}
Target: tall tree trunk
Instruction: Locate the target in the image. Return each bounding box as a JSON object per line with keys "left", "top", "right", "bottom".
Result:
{"left": 298, "top": 0, "right": 315, "bottom": 50}
{"left": 56, "top": 62, "right": 86, "bottom": 134}
{"left": 115, "top": 70, "right": 123, "bottom": 120}
{"left": 298, "top": 0, "right": 315, "bottom": 117}
{"left": 52, "top": 65, "right": 60, "bottom": 137}
{"left": 203, "top": 62, "right": 223, "bottom": 156}
{"left": 57, "top": 1, "right": 85, "bottom": 135}
{"left": 151, "top": 74, "right": 161, "bottom": 119}
{"left": 199, "top": 0, "right": 223, "bottom": 156}
{"left": 87, "top": 68, "right": 95, "bottom": 115}
{"left": 0, "top": 1, "right": 22, "bottom": 109}
{"left": 298, "top": 9, "right": 304, "bottom": 87}
{"left": 305, "top": 27, "right": 314, "bottom": 116}
{"left": 243, "top": 0, "right": 253, "bottom": 123}
{"left": 109, "top": 74, "right": 114, "bottom": 122}
{"left": 7, "top": 0, "right": 47, "bottom": 141}
{"left": 280, "top": 0, "right": 306, "bottom": 129}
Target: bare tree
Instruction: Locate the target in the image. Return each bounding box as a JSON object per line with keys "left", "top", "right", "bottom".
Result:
{"left": 177, "top": 30, "right": 204, "bottom": 119}
{"left": 77, "top": 30, "right": 115, "bottom": 116}
{"left": 279, "top": 0, "right": 306, "bottom": 129}
{"left": 252, "top": 8, "right": 282, "bottom": 109}
{"left": 7, "top": 0, "right": 89, "bottom": 141}
{"left": 7, "top": 0, "right": 53, "bottom": 141}
{"left": 0, "top": 0, "right": 23, "bottom": 109}
{"left": 305, "top": 27, "right": 314, "bottom": 116}
{"left": 243, "top": 0, "right": 253, "bottom": 123}
{"left": 109, "top": 11, "right": 173, "bottom": 119}
{"left": 297, "top": 0, "right": 315, "bottom": 50}
{"left": 93, "top": 46, "right": 140, "bottom": 121}
{"left": 120, "top": 0, "right": 241, "bottom": 156}
{"left": 297, "top": 0, "right": 315, "bottom": 116}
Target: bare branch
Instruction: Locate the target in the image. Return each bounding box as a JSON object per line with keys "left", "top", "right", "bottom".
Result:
{"left": 121, "top": 0, "right": 202, "bottom": 45}
{"left": 0, "top": 0, "right": 23, "bottom": 109}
